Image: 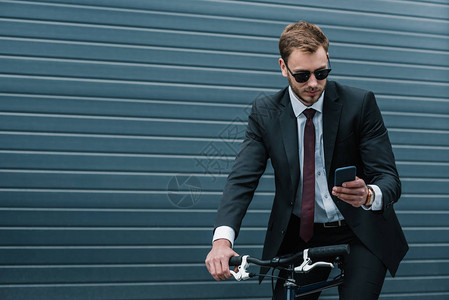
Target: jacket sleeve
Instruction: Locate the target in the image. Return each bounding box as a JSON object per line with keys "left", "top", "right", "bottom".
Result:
{"left": 358, "top": 91, "right": 401, "bottom": 217}
{"left": 214, "top": 100, "right": 269, "bottom": 239}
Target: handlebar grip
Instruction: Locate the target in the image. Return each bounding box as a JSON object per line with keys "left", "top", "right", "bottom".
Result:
{"left": 308, "top": 244, "right": 350, "bottom": 260}
{"left": 229, "top": 256, "right": 242, "bottom": 266}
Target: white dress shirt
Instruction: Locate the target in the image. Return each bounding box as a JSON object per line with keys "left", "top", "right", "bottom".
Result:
{"left": 289, "top": 87, "right": 344, "bottom": 222}
{"left": 213, "top": 86, "right": 383, "bottom": 247}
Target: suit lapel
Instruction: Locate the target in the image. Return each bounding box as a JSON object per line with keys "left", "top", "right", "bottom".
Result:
{"left": 323, "top": 82, "right": 342, "bottom": 177}
{"left": 278, "top": 90, "right": 300, "bottom": 192}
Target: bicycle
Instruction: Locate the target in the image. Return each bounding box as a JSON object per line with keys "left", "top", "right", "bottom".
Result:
{"left": 229, "top": 244, "right": 350, "bottom": 299}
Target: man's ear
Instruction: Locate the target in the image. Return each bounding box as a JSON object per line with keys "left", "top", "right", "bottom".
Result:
{"left": 279, "top": 58, "right": 288, "bottom": 78}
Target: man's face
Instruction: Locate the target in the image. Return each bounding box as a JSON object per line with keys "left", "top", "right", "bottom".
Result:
{"left": 279, "top": 47, "right": 329, "bottom": 106}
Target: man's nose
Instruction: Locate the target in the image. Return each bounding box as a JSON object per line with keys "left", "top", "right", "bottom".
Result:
{"left": 307, "top": 73, "right": 318, "bottom": 87}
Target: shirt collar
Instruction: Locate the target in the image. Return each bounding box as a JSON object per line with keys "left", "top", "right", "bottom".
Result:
{"left": 288, "top": 86, "right": 324, "bottom": 118}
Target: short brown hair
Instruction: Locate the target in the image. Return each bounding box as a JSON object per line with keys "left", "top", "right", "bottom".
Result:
{"left": 279, "top": 21, "right": 329, "bottom": 63}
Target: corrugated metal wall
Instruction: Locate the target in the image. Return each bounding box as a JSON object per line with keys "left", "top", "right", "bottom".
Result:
{"left": 0, "top": 0, "right": 448, "bottom": 299}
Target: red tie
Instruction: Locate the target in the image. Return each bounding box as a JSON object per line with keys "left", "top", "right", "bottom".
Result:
{"left": 300, "top": 109, "right": 316, "bottom": 242}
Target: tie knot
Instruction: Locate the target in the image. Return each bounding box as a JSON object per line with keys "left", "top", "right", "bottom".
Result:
{"left": 303, "top": 108, "right": 316, "bottom": 120}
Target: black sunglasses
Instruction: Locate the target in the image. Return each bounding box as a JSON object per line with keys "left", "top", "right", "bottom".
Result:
{"left": 285, "top": 58, "right": 332, "bottom": 83}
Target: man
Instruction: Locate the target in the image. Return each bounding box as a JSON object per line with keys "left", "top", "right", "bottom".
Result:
{"left": 205, "top": 21, "right": 408, "bottom": 299}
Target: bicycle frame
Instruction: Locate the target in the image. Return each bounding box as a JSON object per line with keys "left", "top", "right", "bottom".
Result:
{"left": 286, "top": 266, "right": 345, "bottom": 299}
{"left": 281, "top": 261, "right": 345, "bottom": 298}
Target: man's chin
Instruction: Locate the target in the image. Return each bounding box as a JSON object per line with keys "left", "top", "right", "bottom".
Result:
{"left": 299, "top": 94, "right": 320, "bottom": 105}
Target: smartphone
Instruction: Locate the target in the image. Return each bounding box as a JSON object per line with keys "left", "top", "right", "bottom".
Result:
{"left": 334, "top": 166, "right": 356, "bottom": 186}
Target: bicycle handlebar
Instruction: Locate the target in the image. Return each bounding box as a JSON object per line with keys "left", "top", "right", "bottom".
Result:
{"left": 229, "top": 244, "right": 349, "bottom": 267}
{"left": 309, "top": 244, "right": 350, "bottom": 260}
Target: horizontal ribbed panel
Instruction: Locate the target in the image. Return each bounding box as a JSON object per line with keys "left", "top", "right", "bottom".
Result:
{"left": 0, "top": 0, "right": 448, "bottom": 299}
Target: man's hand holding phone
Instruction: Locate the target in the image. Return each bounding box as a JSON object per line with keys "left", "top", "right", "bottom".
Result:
{"left": 332, "top": 166, "right": 369, "bottom": 208}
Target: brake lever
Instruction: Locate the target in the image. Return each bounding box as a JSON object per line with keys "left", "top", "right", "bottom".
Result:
{"left": 294, "top": 249, "right": 334, "bottom": 273}
{"left": 230, "top": 255, "right": 251, "bottom": 281}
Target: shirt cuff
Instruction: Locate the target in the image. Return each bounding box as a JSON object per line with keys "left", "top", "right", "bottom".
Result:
{"left": 362, "top": 184, "right": 383, "bottom": 211}
{"left": 213, "top": 226, "right": 235, "bottom": 248}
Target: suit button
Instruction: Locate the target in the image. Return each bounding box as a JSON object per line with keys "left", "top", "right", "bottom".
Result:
{"left": 281, "top": 229, "right": 285, "bottom": 235}
{"left": 289, "top": 201, "right": 294, "bottom": 206}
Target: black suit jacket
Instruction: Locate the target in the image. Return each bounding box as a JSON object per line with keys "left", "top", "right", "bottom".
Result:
{"left": 214, "top": 81, "right": 408, "bottom": 276}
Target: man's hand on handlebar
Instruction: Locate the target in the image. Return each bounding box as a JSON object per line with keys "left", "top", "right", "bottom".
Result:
{"left": 205, "top": 239, "right": 238, "bottom": 281}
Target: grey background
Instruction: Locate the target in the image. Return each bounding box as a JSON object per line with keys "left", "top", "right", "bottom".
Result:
{"left": 0, "top": 0, "right": 448, "bottom": 299}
